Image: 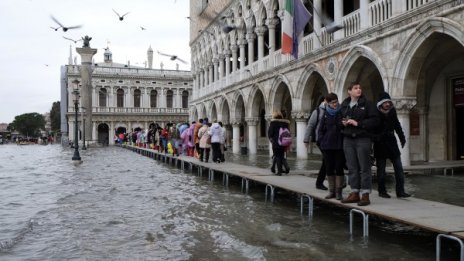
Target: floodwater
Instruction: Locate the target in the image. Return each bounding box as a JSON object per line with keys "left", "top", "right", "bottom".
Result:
{"left": 0, "top": 144, "right": 461, "bottom": 260}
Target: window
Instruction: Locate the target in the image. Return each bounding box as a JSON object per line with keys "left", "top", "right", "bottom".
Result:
{"left": 99, "top": 88, "right": 107, "bottom": 107}
{"left": 150, "top": 90, "right": 157, "bottom": 108}
{"left": 182, "top": 90, "right": 189, "bottom": 108}
{"left": 134, "top": 89, "right": 141, "bottom": 108}
{"left": 166, "top": 90, "right": 173, "bottom": 108}
{"left": 117, "top": 89, "right": 124, "bottom": 107}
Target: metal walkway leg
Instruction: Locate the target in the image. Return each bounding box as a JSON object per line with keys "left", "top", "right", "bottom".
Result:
{"left": 208, "top": 169, "right": 215, "bottom": 182}
{"left": 436, "top": 234, "right": 464, "bottom": 261}
{"left": 222, "top": 173, "right": 229, "bottom": 187}
{"left": 265, "top": 184, "right": 275, "bottom": 203}
{"left": 241, "top": 178, "right": 249, "bottom": 194}
{"left": 300, "top": 194, "right": 313, "bottom": 217}
{"left": 349, "top": 209, "right": 369, "bottom": 237}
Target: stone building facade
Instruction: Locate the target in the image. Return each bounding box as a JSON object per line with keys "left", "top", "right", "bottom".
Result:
{"left": 61, "top": 46, "right": 193, "bottom": 145}
{"left": 189, "top": 0, "right": 464, "bottom": 165}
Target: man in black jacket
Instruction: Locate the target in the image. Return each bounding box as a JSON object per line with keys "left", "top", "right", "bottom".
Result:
{"left": 340, "top": 83, "right": 379, "bottom": 206}
{"left": 374, "top": 92, "right": 411, "bottom": 198}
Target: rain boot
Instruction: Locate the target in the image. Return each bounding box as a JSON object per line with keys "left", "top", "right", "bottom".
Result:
{"left": 341, "top": 192, "right": 360, "bottom": 203}
{"left": 335, "top": 176, "right": 344, "bottom": 200}
{"left": 325, "top": 176, "right": 336, "bottom": 199}
{"left": 357, "top": 193, "right": 370, "bottom": 206}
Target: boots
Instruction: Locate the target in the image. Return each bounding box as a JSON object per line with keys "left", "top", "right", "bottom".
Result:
{"left": 335, "top": 176, "right": 344, "bottom": 200}
{"left": 325, "top": 176, "right": 336, "bottom": 199}
{"left": 357, "top": 193, "right": 370, "bottom": 206}
{"left": 341, "top": 192, "right": 360, "bottom": 203}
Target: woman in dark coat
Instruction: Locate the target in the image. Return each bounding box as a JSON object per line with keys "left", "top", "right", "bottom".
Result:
{"left": 374, "top": 92, "right": 410, "bottom": 198}
{"left": 317, "top": 93, "right": 345, "bottom": 200}
{"left": 268, "top": 111, "right": 290, "bottom": 175}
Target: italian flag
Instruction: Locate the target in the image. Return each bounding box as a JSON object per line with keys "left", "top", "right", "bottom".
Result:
{"left": 282, "top": 0, "right": 311, "bottom": 59}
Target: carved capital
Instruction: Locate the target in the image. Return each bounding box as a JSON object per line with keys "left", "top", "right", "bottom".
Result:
{"left": 266, "top": 18, "right": 280, "bottom": 29}
{"left": 245, "top": 117, "right": 260, "bottom": 126}
{"left": 255, "top": 26, "right": 267, "bottom": 36}
{"left": 392, "top": 97, "right": 417, "bottom": 114}
{"left": 291, "top": 111, "right": 310, "bottom": 121}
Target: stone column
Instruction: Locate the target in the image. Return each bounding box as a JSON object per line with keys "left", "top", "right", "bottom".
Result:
{"left": 392, "top": 0, "right": 407, "bottom": 17}
{"left": 76, "top": 46, "right": 97, "bottom": 142}
{"left": 224, "top": 50, "right": 231, "bottom": 76}
{"left": 92, "top": 121, "right": 97, "bottom": 143}
{"left": 313, "top": 0, "right": 322, "bottom": 49}
{"left": 232, "top": 122, "right": 240, "bottom": 154}
{"left": 110, "top": 121, "right": 115, "bottom": 145}
{"left": 239, "top": 39, "right": 246, "bottom": 69}
{"left": 213, "top": 58, "right": 219, "bottom": 82}
{"left": 246, "top": 117, "right": 259, "bottom": 154}
{"left": 246, "top": 31, "right": 256, "bottom": 65}
{"left": 266, "top": 115, "right": 273, "bottom": 156}
{"left": 334, "top": 0, "right": 344, "bottom": 40}
{"left": 218, "top": 54, "right": 225, "bottom": 79}
{"left": 292, "top": 111, "right": 311, "bottom": 159}
{"left": 360, "top": 0, "right": 370, "bottom": 30}
{"left": 266, "top": 18, "right": 279, "bottom": 52}
{"left": 231, "top": 45, "right": 238, "bottom": 72}
{"left": 393, "top": 98, "right": 417, "bottom": 166}
{"left": 255, "top": 26, "right": 266, "bottom": 60}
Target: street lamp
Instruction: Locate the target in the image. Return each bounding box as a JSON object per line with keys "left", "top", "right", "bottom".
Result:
{"left": 72, "top": 79, "right": 81, "bottom": 161}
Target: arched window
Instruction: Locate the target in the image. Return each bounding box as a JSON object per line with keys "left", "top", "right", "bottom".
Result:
{"left": 134, "top": 89, "right": 141, "bottom": 108}
{"left": 150, "top": 90, "right": 157, "bottom": 108}
{"left": 182, "top": 90, "right": 189, "bottom": 108}
{"left": 99, "top": 88, "right": 107, "bottom": 107}
{"left": 117, "top": 89, "right": 124, "bottom": 107}
{"left": 166, "top": 90, "right": 173, "bottom": 108}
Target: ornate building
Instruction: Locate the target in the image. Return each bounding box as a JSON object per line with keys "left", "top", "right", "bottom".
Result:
{"left": 61, "top": 46, "right": 193, "bottom": 145}
{"left": 189, "top": 0, "right": 464, "bottom": 164}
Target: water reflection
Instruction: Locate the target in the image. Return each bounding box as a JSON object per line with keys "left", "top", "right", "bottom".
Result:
{"left": 0, "top": 144, "right": 460, "bottom": 260}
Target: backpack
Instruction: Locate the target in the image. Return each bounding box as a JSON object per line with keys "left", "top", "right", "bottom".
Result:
{"left": 278, "top": 127, "right": 292, "bottom": 147}
{"left": 310, "top": 108, "right": 321, "bottom": 142}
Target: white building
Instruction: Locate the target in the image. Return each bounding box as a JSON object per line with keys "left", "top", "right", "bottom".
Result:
{"left": 61, "top": 46, "right": 193, "bottom": 145}
{"left": 189, "top": 0, "right": 464, "bottom": 164}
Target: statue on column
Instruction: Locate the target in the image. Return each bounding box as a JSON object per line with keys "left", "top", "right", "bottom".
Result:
{"left": 82, "top": 35, "right": 92, "bottom": 48}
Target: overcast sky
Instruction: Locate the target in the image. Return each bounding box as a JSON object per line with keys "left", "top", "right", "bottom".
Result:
{"left": 0, "top": 0, "right": 190, "bottom": 124}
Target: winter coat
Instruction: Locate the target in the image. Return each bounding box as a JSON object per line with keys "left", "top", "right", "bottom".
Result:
{"left": 268, "top": 118, "right": 290, "bottom": 149}
{"left": 198, "top": 125, "right": 211, "bottom": 149}
{"left": 208, "top": 123, "right": 223, "bottom": 143}
{"left": 303, "top": 102, "right": 326, "bottom": 143}
{"left": 372, "top": 96, "right": 406, "bottom": 159}
{"left": 340, "top": 95, "right": 379, "bottom": 139}
{"left": 318, "top": 110, "right": 344, "bottom": 150}
{"left": 193, "top": 122, "right": 203, "bottom": 144}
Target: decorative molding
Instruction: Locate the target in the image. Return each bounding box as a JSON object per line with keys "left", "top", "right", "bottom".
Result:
{"left": 291, "top": 111, "right": 310, "bottom": 120}
{"left": 393, "top": 97, "right": 417, "bottom": 114}
{"left": 245, "top": 117, "right": 259, "bottom": 125}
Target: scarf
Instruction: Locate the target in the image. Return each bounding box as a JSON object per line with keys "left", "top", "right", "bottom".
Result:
{"left": 326, "top": 104, "right": 341, "bottom": 116}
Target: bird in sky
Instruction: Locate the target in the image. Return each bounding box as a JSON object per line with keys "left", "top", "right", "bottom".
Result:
{"left": 140, "top": 26, "right": 147, "bottom": 30}
{"left": 112, "top": 9, "right": 130, "bottom": 21}
{"left": 50, "top": 26, "right": 60, "bottom": 31}
{"left": 50, "top": 15, "right": 82, "bottom": 32}
{"left": 63, "top": 36, "right": 82, "bottom": 44}
{"left": 157, "top": 51, "right": 187, "bottom": 64}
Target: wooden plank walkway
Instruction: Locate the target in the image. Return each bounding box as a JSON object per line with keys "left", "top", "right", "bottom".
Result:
{"left": 122, "top": 145, "right": 464, "bottom": 240}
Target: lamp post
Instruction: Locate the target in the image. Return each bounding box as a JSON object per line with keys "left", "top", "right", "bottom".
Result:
{"left": 72, "top": 79, "right": 81, "bottom": 161}
{"left": 81, "top": 106, "right": 87, "bottom": 150}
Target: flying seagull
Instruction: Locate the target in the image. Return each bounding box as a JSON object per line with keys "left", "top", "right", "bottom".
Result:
{"left": 63, "top": 36, "right": 82, "bottom": 44}
{"left": 50, "top": 15, "right": 82, "bottom": 32}
{"left": 140, "top": 26, "right": 147, "bottom": 30}
{"left": 157, "top": 51, "right": 187, "bottom": 64}
{"left": 50, "top": 26, "right": 60, "bottom": 31}
{"left": 112, "top": 9, "right": 130, "bottom": 21}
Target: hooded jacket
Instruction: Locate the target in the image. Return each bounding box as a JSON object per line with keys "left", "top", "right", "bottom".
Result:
{"left": 340, "top": 95, "right": 379, "bottom": 139}
{"left": 373, "top": 92, "right": 406, "bottom": 159}
{"left": 303, "top": 102, "right": 326, "bottom": 143}
{"left": 208, "top": 122, "right": 223, "bottom": 143}
{"left": 268, "top": 118, "right": 290, "bottom": 148}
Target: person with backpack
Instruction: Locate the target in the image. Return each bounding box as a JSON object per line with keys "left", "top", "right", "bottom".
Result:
{"left": 317, "top": 93, "right": 345, "bottom": 200}
{"left": 268, "top": 111, "right": 290, "bottom": 175}
{"left": 303, "top": 98, "right": 328, "bottom": 190}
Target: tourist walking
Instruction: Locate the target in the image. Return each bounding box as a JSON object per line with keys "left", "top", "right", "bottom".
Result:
{"left": 198, "top": 121, "right": 211, "bottom": 162}
{"left": 219, "top": 121, "right": 226, "bottom": 162}
{"left": 209, "top": 121, "right": 224, "bottom": 163}
{"left": 268, "top": 111, "right": 290, "bottom": 175}
{"left": 374, "top": 92, "right": 411, "bottom": 198}
{"left": 304, "top": 98, "right": 328, "bottom": 190}
{"left": 193, "top": 119, "right": 204, "bottom": 158}
{"left": 317, "top": 93, "right": 345, "bottom": 200}
{"left": 340, "top": 83, "right": 379, "bottom": 206}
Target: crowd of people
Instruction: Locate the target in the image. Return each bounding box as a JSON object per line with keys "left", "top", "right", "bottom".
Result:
{"left": 118, "top": 118, "right": 227, "bottom": 164}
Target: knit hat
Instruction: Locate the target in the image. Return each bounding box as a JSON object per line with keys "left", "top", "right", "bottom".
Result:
{"left": 376, "top": 91, "right": 392, "bottom": 109}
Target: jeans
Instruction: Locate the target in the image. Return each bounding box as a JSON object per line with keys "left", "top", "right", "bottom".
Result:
{"left": 376, "top": 156, "right": 406, "bottom": 195}
{"left": 343, "top": 137, "right": 372, "bottom": 194}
